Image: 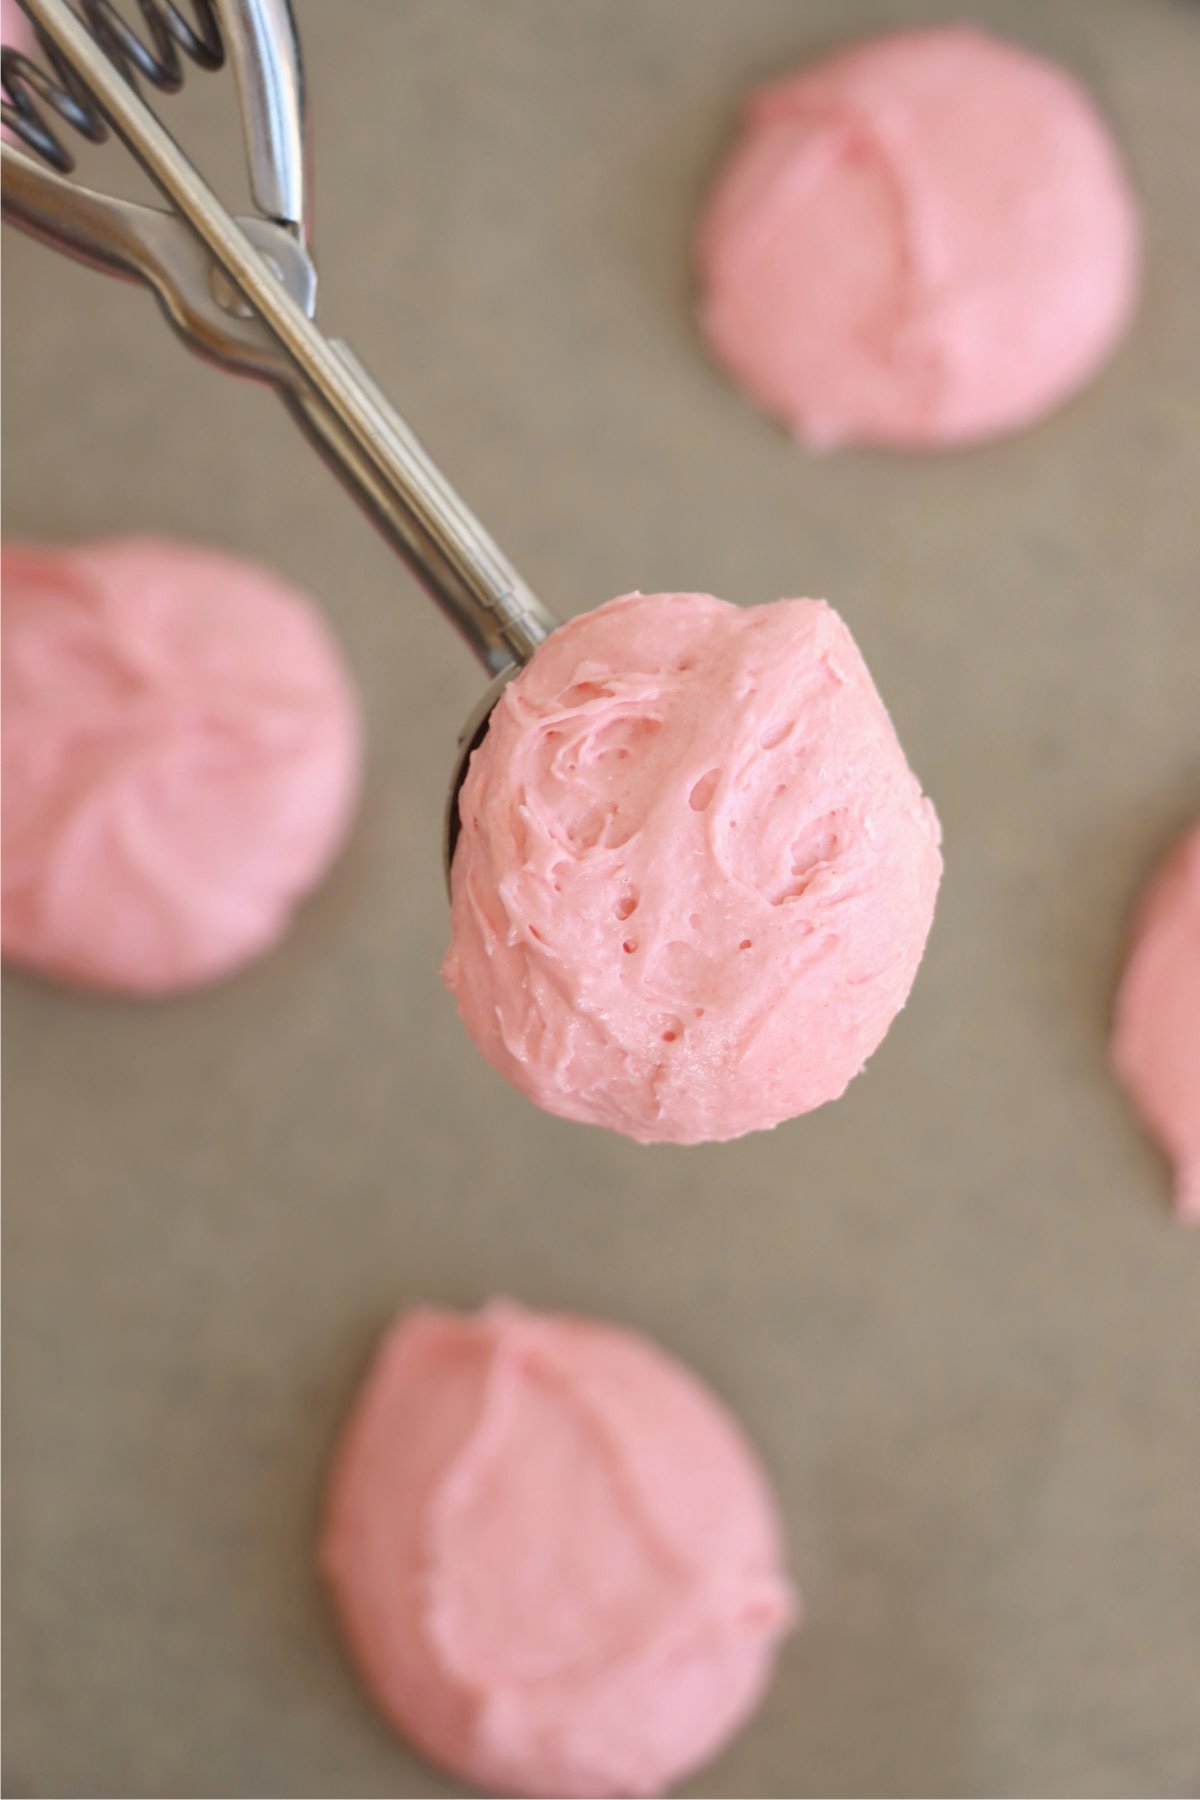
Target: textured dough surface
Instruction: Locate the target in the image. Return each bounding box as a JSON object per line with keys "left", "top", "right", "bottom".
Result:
{"left": 1112, "top": 825, "right": 1200, "bottom": 1223}
{"left": 2, "top": 538, "right": 361, "bottom": 994}
{"left": 321, "top": 1302, "right": 795, "bottom": 1799}
{"left": 695, "top": 25, "right": 1140, "bottom": 448}
{"left": 444, "top": 592, "right": 942, "bottom": 1144}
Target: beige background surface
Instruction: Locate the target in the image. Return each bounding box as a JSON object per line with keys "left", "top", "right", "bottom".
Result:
{"left": 3, "top": 2, "right": 1199, "bottom": 1795}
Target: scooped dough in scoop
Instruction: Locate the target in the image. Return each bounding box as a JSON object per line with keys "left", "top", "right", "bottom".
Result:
{"left": 321, "top": 1301, "right": 796, "bottom": 1799}
{"left": 695, "top": 25, "right": 1140, "bottom": 448}
{"left": 444, "top": 592, "right": 942, "bottom": 1144}
{"left": 1112, "top": 823, "right": 1200, "bottom": 1224}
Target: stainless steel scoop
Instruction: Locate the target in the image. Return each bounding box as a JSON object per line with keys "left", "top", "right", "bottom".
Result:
{"left": 1, "top": 0, "right": 558, "bottom": 876}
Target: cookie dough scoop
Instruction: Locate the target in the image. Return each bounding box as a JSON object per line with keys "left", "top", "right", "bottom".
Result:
{"left": 1, "top": 0, "right": 556, "bottom": 876}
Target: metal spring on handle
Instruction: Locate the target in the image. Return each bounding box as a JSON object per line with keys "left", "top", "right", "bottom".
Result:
{"left": 1, "top": 0, "right": 223, "bottom": 173}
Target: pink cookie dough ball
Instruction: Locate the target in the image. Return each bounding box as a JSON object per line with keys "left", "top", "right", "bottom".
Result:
{"left": 695, "top": 25, "right": 1141, "bottom": 449}
{"left": 321, "top": 1302, "right": 795, "bottom": 1799}
{"left": 1112, "top": 823, "right": 1200, "bottom": 1224}
{"left": 2, "top": 537, "right": 362, "bottom": 995}
{"left": 444, "top": 592, "right": 942, "bottom": 1145}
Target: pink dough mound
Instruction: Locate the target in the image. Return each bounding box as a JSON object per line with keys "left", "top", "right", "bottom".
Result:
{"left": 695, "top": 25, "right": 1140, "bottom": 448}
{"left": 444, "top": 592, "right": 942, "bottom": 1144}
{"left": 321, "top": 1302, "right": 795, "bottom": 1798}
{"left": 2, "top": 537, "right": 361, "bottom": 994}
{"left": 1112, "top": 824, "right": 1200, "bottom": 1224}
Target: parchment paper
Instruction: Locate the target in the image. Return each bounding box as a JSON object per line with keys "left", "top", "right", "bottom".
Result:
{"left": 3, "top": 3, "right": 1198, "bottom": 1794}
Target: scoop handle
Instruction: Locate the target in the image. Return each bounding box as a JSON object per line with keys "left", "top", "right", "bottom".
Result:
{"left": 284, "top": 343, "right": 557, "bottom": 674}
{"left": 6, "top": 0, "right": 558, "bottom": 676}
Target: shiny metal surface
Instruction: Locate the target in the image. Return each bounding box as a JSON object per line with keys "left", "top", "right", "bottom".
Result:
{"left": 217, "top": 0, "right": 308, "bottom": 235}
{"left": 1, "top": 146, "right": 312, "bottom": 375}
{"left": 441, "top": 666, "right": 520, "bottom": 881}
{"left": 1, "top": 0, "right": 557, "bottom": 683}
